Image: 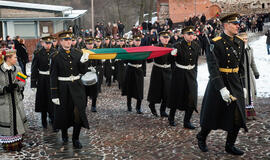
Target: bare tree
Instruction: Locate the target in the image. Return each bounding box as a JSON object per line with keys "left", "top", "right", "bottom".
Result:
{"left": 115, "top": 0, "right": 122, "bottom": 22}
{"left": 148, "top": 0, "right": 154, "bottom": 22}
{"left": 138, "top": 0, "right": 145, "bottom": 25}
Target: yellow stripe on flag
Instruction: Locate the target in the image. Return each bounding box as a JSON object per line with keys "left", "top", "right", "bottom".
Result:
{"left": 17, "top": 72, "right": 27, "bottom": 79}
{"left": 82, "top": 49, "right": 117, "bottom": 60}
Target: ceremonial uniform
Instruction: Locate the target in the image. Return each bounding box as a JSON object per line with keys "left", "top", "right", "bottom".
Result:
{"left": 115, "top": 41, "right": 127, "bottom": 89}
{"left": 197, "top": 14, "right": 247, "bottom": 155}
{"left": 168, "top": 26, "right": 201, "bottom": 129}
{"left": 84, "top": 37, "right": 99, "bottom": 112}
{"left": 31, "top": 36, "right": 56, "bottom": 129}
{"left": 122, "top": 36, "right": 144, "bottom": 114}
{"left": 147, "top": 31, "right": 174, "bottom": 117}
{"left": 103, "top": 37, "right": 114, "bottom": 86}
{"left": 94, "top": 37, "right": 104, "bottom": 92}
{"left": 50, "top": 31, "right": 89, "bottom": 149}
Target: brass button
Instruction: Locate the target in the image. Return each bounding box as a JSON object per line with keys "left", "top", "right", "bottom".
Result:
{"left": 228, "top": 60, "right": 230, "bottom": 63}
{"left": 227, "top": 66, "right": 229, "bottom": 68}
{"left": 224, "top": 42, "right": 226, "bottom": 44}
{"left": 190, "top": 59, "right": 192, "bottom": 61}
{"left": 228, "top": 54, "right": 230, "bottom": 56}
{"left": 226, "top": 47, "right": 229, "bottom": 50}
{"left": 189, "top": 53, "right": 192, "bottom": 55}
{"left": 189, "top": 48, "right": 191, "bottom": 50}
{"left": 70, "top": 68, "right": 73, "bottom": 70}
{"left": 70, "top": 61, "right": 72, "bottom": 64}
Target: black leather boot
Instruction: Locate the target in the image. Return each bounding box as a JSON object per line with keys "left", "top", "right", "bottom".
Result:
{"left": 225, "top": 128, "right": 244, "bottom": 155}
{"left": 160, "top": 102, "right": 168, "bottom": 117}
{"left": 168, "top": 108, "right": 176, "bottom": 126}
{"left": 196, "top": 129, "right": 211, "bottom": 152}
{"left": 72, "top": 125, "right": 82, "bottom": 149}
{"left": 61, "top": 129, "right": 68, "bottom": 145}
{"left": 91, "top": 98, "right": 97, "bottom": 112}
{"left": 127, "top": 97, "right": 132, "bottom": 112}
{"left": 136, "top": 99, "right": 143, "bottom": 114}
{"left": 41, "top": 112, "right": 47, "bottom": 129}
{"left": 149, "top": 103, "right": 158, "bottom": 117}
{"left": 183, "top": 110, "right": 195, "bottom": 129}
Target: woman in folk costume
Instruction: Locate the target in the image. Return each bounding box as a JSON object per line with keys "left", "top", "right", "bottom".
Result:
{"left": 238, "top": 32, "right": 260, "bottom": 120}
{"left": 0, "top": 49, "right": 27, "bottom": 151}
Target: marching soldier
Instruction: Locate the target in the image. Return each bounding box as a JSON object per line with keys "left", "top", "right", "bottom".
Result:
{"left": 115, "top": 37, "right": 127, "bottom": 89}
{"left": 50, "top": 31, "right": 90, "bottom": 149}
{"left": 197, "top": 13, "right": 247, "bottom": 155}
{"left": 147, "top": 31, "right": 175, "bottom": 117}
{"left": 31, "top": 35, "right": 57, "bottom": 130}
{"left": 71, "top": 35, "right": 78, "bottom": 49}
{"left": 110, "top": 38, "right": 117, "bottom": 82}
{"left": 94, "top": 37, "right": 104, "bottom": 92}
{"left": 52, "top": 36, "right": 59, "bottom": 50}
{"left": 122, "top": 35, "right": 144, "bottom": 114}
{"left": 103, "top": 36, "right": 114, "bottom": 86}
{"left": 128, "top": 38, "right": 134, "bottom": 47}
{"left": 168, "top": 26, "right": 201, "bottom": 129}
{"left": 84, "top": 37, "right": 99, "bottom": 112}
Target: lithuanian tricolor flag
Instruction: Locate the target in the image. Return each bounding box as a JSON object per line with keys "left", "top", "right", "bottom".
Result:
{"left": 16, "top": 72, "right": 27, "bottom": 83}
{"left": 82, "top": 46, "right": 173, "bottom": 60}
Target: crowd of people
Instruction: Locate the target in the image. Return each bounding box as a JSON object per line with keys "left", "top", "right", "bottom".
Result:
{"left": 0, "top": 12, "right": 267, "bottom": 155}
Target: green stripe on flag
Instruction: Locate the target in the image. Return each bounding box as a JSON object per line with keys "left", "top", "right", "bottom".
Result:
{"left": 17, "top": 74, "right": 26, "bottom": 80}
{"left": 116, "top": 51, "right": 151, "bottom": 60}
{"left": 91, "top": 48, "right": 126, "bottom": 54}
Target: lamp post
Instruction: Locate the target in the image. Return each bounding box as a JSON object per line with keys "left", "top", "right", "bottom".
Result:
{"left": 91, "top": 0, "right": 94, "bottom": 36}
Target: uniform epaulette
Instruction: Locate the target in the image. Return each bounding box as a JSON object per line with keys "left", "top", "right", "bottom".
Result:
{"left": 235, "top": 35, "right": 244, "bottom": 41}
{"left": 74, "top": 48, "right": 83, "bottom": 53}
{"left": 212, "top": 36, "right": 222, "bottom": 42}
{"left": 50, "top": 51, "right": 59, "bottom": 58}
{"left": 33, "top": 48, "right": 41, "bottom": 55}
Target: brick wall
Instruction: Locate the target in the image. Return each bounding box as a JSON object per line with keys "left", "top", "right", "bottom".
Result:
{"left": 25, "top": 39, "right": 39, "bottom": 61}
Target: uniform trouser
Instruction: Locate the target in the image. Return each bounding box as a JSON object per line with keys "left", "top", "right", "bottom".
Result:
{"left": 61, "top": 107, "right": 82, "bottom": 141}
{"left": 127, "top": 96, "right": 142, "bottom": 109}
{"left": 168, "top": 107, "right": 193, "bottom": 123}
{"left": 198, "top": 106, "right": 242, "bottom": 146}
{"left": 41, "top": 111, "right": 54, "bottom": 127}
{"left": 149, "top": 101, "right": 167, "bottom": 113}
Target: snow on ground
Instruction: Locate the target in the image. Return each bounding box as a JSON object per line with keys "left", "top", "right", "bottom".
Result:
{"left": 197, "top": 35, "right": 270, "bottom": 98}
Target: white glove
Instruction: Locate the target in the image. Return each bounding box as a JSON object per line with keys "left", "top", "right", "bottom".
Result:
{"left": 31, "top": 88, "right": 37, "bottom": 92}
{"left": 89, "top": 67, "right": 96, "bottom": 73}
{"left": 171, "top": 48, "right": 177, "bottom": 56}
{"left": 112, "top": 66, "right": 115, "bottom": 70}
{"left": 220, "top": 87, "right": 231, "bottom": 103}
{"left": 80, "top": 53, "right": 89, "bottom": 63}
{"left": 102, "top": 59, "right": 105, "bottom": 62}
{"left": 243, "top": 88, "right": 247, "bottom": 99}
{"left": 52, "top": 98, "right": 60, "bottom": 105}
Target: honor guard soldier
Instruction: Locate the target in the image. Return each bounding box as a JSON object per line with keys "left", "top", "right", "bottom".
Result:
{"left": 31, "top": 35, "right": 57, "bottom": 130}
{"left": 128, "top": 38, "right": 134, "bottom": 47}
{"left": 84, "top": 37, "right": 99, "bottom": 112}
{"left": 103, "top": 36, "right": 114, "bottom": 86}
{"left": 94, "top": 37, "right": 104, "bottom": 92}
{"left": 71, "top": 35, "right": 77, "bottom": 49}
{"left": 168, "top": 26, "right": 201, "bottom": 129}
{"left": 52, "top": 36, "right": 59, "bottom": 50}
{"left": 115, "top": 37, "right": 127, "bottom": 89}
{"left": 147, "top": 31, "right": 175, "bottom": 117}
{"left": 197, "top": 13, "right": 247, "bottom": 155}
{"left": 50, "top": 31, "right": 90, "bottom": 149}
{"left": 122, "top": 35, "right": 144, "bottom": 114}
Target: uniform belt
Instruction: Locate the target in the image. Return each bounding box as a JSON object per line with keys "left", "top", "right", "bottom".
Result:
{"left": 153, "top": 62, "right": 171, "bottom": 68}
{"left": 58, "top": 75, "right": 80, "bottom": 82}
{"left": 128, "top": 63, "right": 142, "bottom": 68}
{"left": 219, "top": 67, "right": 239, "bottom": 73}
{"left": 175, "top": 62, "right": 195, "bottom": 70}
{"left": 39, "top": 70, "right": 50, "bottom": 75}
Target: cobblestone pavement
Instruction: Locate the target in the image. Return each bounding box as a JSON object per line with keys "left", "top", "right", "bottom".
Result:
{"left": 1, "top": 53, "right": 270, "bottom": 159}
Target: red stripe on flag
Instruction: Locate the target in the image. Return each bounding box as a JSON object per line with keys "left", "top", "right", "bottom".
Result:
{"left": 123, "top": 46, "right": 173, "bottom": 59}
{"left": 16, "top": 76, "right": 25, "bottom": 83}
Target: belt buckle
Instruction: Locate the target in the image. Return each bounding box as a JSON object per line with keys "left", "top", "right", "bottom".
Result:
{"left": 187, "top": 65, "right": 191, "bottom": 70}
{"left": 70, "top": 75, "right": 75, "bottom": 82}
